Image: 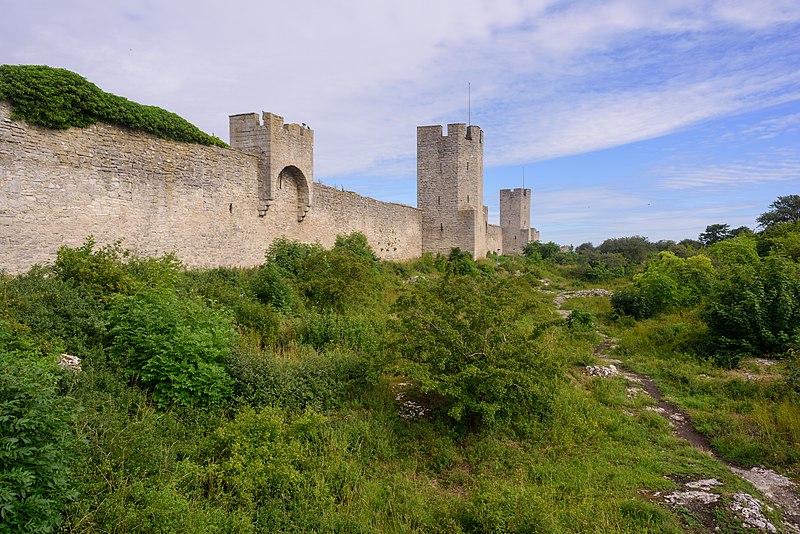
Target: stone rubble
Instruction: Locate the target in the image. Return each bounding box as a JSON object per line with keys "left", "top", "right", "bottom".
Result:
{"left": 664, "top": 489, "right": 720, "bottom": 506}
{"left": 58, "top": 353, "right": 81, "bottom": 372}
{"left": 730, "top": 493, "right": 777, "bottom": 533}
{"left": 391, "top": 382, "right": 429, "bottom": 420}
{"left": 586, "top": 364, "right": 618, "bottom": 377}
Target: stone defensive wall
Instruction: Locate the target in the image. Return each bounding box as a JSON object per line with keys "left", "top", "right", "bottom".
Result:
{"left": 0, "top": 101, "right": 421, "bottom": 274}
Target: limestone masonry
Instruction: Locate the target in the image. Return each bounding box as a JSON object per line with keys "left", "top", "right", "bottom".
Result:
{"left": 0, "top": 101, "right": 538, "bottom": 273}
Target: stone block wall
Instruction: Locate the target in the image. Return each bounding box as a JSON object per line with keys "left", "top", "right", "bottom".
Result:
{"left": 0, "top": 102, "right": 421, "bottom": 274}
{"left": 486, "top": 224, "right": 502, "bottom": 255}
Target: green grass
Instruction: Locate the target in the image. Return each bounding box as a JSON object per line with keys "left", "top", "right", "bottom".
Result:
{"left": 612, "top": 311, "right": 800, "bottom": 478}
{"left": 2, "top": 239, "right": 792, "bottom": 532}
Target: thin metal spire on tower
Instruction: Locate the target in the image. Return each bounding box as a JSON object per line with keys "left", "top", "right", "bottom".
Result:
{"left": 468, "top": 82, "right": 471, "bottom": 126}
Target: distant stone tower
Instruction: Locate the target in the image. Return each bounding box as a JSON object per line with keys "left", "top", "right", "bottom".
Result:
{"left": 417, "top": 123, "right": 487, "bottom": 258}
{"left": 229, "top": 112, "right": 313, "bottom": 221}
{"left": 500, "top": 188, "right": 532, "bottom": 255}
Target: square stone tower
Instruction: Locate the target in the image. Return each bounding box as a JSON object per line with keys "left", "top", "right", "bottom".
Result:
{"left": 417, "top": 123, "right": 487, "bottom": 258}
{"left": 500, "top": 188, "right": 532, "bottom": 255}
{"left": 229, "top": 112, "right": 313, "bottom": 221}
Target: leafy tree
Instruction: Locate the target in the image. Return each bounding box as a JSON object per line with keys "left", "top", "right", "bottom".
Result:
{"left": 391, "top": 275, "right": 562, "bottom": 431}
{"left": 699, "top": 224, "right": 732, "bottom": 246}
{"left": 756, "top": 194, "right": 800, "bottom": 230}
{"left": 758, "top": 222, "right": 800, "bottom": 261}
{"left": 597, "top": 236, "right": 657, "bottom": 264}
{"left": 703, "top": 256, "right": 800, "bottom": 366}
{"left": 730, "top": 226, "right": 753, "bottom": 238}
{"left": 333, "top": 231, "right": 378, "bottom": 261}
{"left": 611, "top": 251, "right": 714, "bottom": 319}
{"left": 523, "top": 241, "right": 560, "bottom": 261}
{"left": 707, "top": 235, "right": 760, "bottom": 267}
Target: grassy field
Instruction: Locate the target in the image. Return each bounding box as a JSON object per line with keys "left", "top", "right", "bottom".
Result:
{"left": 2, "top": 236, "right": 797, "bottom": 532}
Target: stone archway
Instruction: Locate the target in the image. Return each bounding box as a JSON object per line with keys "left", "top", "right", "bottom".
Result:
{"left": 277, "top": 165, "right": 311, "bottom": 221}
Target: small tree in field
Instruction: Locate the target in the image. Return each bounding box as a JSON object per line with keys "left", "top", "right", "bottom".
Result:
{"left": 391, "top": 275, "right": 562, "bottom": 431}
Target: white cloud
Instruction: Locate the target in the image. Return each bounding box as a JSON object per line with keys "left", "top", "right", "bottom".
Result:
{"left": 2, "top": 0, "right": 799, "bottom": 249}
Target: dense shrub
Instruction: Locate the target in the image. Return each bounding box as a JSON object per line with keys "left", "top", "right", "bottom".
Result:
{"left": 0, "top": 65, "right": 226, "bottom": 146}
{"left": 108, "top": 289, "right": 235, "bottom": 408}
{"left": 445, "top": 247, "right": 479, "bottom": 275}
{"left": 297, "top": 248, "right": 382, "bottom": 312}
{"left": 333, "top": 231, "right": 378, "bottom": 261}
{"left": 227, "top": 347, "right": 368, "bottom": 411}
{"left": 265, "top": 237, "right": 323, "bottom": 278}
{"left": 567, "top": 308, "right": 595, "bottom": 331}
{"left": 0, "top": 319, "right": 77, "bottom": 533}
{"left": 703, "top": 256, "right": 800, "bottom": 366}
{"left": 611, "top": 252, "right": 714, "bottom": 319}
{"left": 4, "top": 265, "right": 106, "bottom": 352}
{"left": 252, "top": 263, "right": 296, "bottom": 312}
{"left": 391, "top": 275, "right": 562, "bottom": 431}
{"left": 185, "top": 407, "right": 325, "bottom": 510}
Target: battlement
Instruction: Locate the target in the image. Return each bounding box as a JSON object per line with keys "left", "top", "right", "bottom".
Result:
{"left": 501, "top": 187, "right": 530, "bottom": 197}
{"left": 229, "top": 111, "right": 314, "bottom": 220}
{"left": 417, "top": 123, "right": 483, "bottom": 144}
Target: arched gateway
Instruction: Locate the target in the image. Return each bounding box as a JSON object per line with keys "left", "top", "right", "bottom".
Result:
{"left": 229, "top": 112, "right": 314, "bottom": 221}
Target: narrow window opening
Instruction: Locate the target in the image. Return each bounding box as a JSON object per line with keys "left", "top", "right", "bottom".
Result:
{"left": 440, "top": 223, "right": 443, "bottom": 232}
{"left": 467, "top": 195, "right": 470, "bottom": 204}
{"left": 229, "top": 203, "right": 233, "bottom": 214}
{"left": 467, "top": 162, "right": 469, "bottom": 171}
{"left": 437, "top": 196, "right": 440, "bottom": 205}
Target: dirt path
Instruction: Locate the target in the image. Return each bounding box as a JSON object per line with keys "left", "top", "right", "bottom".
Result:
{"left": 555, "top": 290, "right": 800, "bottom": 532}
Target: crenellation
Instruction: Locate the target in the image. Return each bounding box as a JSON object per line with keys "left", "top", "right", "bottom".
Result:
{"left": 0, "top": 99, "right": 537, "bottom": 274}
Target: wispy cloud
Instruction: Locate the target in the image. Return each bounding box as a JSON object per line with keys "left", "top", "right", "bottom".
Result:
{"left": 658, "top": 158, "right": 800, "bottom": 189}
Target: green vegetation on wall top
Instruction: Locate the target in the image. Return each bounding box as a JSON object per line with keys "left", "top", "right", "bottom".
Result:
{"left": 0, "top": 65, "right": 227, "bottom": 147}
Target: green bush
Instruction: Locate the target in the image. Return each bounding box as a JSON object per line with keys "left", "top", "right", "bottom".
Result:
{"left": 265, "top": 237, "right": 323, "bottom": 278}
{"left": 108, "top": 289, "right": 235, "bottom": 408}
{"left": 227, "top": 347, "right": 368, "bottom": 411}
{"left": 333, "top": 231, "right": 378, "bottom": 261}
{"left": 391, "top": 275, "right": 562, "bottom": 431}
{"left": 567, "top": 308, "right": 595, "bottom": 331}
{"left": 298, "top": 248, "right": 382, "bottom": 312}
{"left": 0, "top": 65, "right": 226, "bottom": 146}
{"left": 703, "top": 256, "right": 800, "bottom": 365}
{"left": 611, "top": 252, "right": 714, "bottom": 320}
{"left": 252, "top": 263, "right": 296, "bottom": 312}
{"left": 0, "top": 319, "right": 77, "bottom": 533}
{"left": 296, "top": 311, "right": 384, "bottom": 358}
{"left": 187, "top": 407, "right": 325, "bottom": 510}
{"left": 4, "top": 265, "right": 106, "bottom": 353}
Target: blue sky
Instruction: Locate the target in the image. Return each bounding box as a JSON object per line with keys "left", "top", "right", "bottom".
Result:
{"left": 3, "top": 0, "right": 799, "bottom": 245}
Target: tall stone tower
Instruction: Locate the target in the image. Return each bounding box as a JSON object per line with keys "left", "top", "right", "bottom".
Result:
{"left": 500, "top": 188, "right": 532, "bottom": 255}
{"left": 229, "top": 112, "right": 313, "bottom": 221}
{"left": 417, "top": 123, "right": 487, "bottom": 258}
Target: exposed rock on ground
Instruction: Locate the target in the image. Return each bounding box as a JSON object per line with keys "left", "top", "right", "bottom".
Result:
{"left": 58, "top": 353, "right": 81, "bottom": 372}
{"left": 585, "top": 364, "right": 618, "bottom": 377}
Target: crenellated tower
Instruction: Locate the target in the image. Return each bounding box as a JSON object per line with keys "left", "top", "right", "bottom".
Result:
{"left": 229, "top": 112, "right": 313, "bottom": 221}
{"left": 500, "top": 188, "right": 532, "bottom": 255}
{"left": 417, "top": 123, "right": 487, "bottom": 258}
